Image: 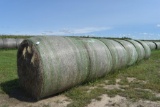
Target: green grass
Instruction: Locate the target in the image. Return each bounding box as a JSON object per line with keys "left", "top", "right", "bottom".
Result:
{"left": 0, "top": 50, "right": 18, "bottom": 93}
{"left": 65, "top": 50, "right": 160, "bottom": 107}
{"left": 0, "top": 50, "right": 160, "bottom": 107}
{"left": 0, "top": 35, "right": 32, "bottom": 38}
{"left": 0, "top": 104, "right": 9, "bottom": 107}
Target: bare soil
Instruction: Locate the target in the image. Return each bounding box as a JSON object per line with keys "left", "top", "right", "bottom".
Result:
{"left": 0, "top": 91, "right": 71, "bottom": 107}
{"left": 1, "top": 78, "right": 160, "bottom": 107}
{"left": 87, "top": 94, "right": 160, "bottom": 107}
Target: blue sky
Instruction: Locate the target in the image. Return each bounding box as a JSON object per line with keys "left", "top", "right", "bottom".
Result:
{"left": 0, "top": 0, "right": 160, "bottom": 39}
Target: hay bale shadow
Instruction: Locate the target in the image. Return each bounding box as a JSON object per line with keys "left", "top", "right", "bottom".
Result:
{"left": 1, "top": 79, "right": 36, "bottom": 102}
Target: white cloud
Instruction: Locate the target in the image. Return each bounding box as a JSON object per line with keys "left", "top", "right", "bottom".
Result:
{"left": 71, "top": 27, "right": 111, "bottom": 34}
{"left": 42, "top": 27, "right": 111, "bottom": 35}
{"left": 140, "top": 32, "right": 155, "bottom": 36}
{"left": 157, "top": 24, "right": 160, "bottom": 27}
{"left": 140, "top": 32, "right": 148, "bottom": 35}
{"left": 42, "top": 31, "right": 67, "bottom": 35}
{"left": 138, "top": 32, "right": 160, "bottom": 40}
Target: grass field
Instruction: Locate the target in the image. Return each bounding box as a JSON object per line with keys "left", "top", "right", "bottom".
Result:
{"left": 0, "top": 49, "right": 160, "bottom": 107}
{"left": 0, "top": 50, "right": 18, "bottom": 94}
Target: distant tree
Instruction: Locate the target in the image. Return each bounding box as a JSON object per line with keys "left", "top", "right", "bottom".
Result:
{"left": 122, "top": 37, "right": 132, "bottom": 40}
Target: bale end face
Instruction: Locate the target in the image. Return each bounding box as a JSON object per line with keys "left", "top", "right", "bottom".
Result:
{"left": 17, "top": 40, "right": 43, "bottom": 99}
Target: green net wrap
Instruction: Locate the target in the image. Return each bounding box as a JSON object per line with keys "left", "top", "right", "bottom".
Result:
{"left": 17, "top": 36, "right": 89, "bottom": 99}
{"left": 0, "top": 39, "right": 3, "bottom": 49}
{"left": 80, "top": 38, "right": 112, "bottom": 80}
{"left": 17, "top": 36, "right": 153, "bottom": 100}
{"left": 3, "top": 38, "right": 17, "bottom": 49}
{"left": 135, "top": 40, "right": 151, "bottom": 59}
{"left": 126, "top": 40, "right": 145, "bottom": 61}
{"left": 153, "top": 42, "right": 160, "bottom": 49}
{"left": 115, "top": 40, "right": 138, "bottom": 66}
{"left": 144, "top": 41, "right": 156, "bottom": 50}
{"left": 99, "top": 39, "right": 128, "bottom": 71}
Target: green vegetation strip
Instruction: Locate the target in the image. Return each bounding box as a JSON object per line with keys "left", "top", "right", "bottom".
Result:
{"left": 65, "top": 50, "right": 160, "bottom": 107}
{"left": 0, "top": 35, "right": 32, "bottom": 39}
{"left": 0, "top": 50, "right": 160, "bottom": 107}
{"left": 0, "top": 50, "right": 18, "bottom": 93}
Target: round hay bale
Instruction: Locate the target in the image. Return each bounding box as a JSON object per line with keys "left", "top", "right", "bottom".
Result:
{"left": 0, "top": 39, "right": 3, "bottom": 49}
{"left": 153, "top": 42, "right": 160, "bottom": 49}
{"left": 16, "top": 38, "right": 24, "bottom": 48}
{"left": 80, "top": 38, "right": 112, "bottom": 80}
{"left": 3, "top": 38, "right": 17, "bottom": 49}
{"left": 115, "top": 40, "right": 138, "bottom": 66}
{"left": 99, "top": 39, "right": 128, "bottom": 71}
{"left": 135, "top": 40, "right": 151, "bottom": 59}
{"left": 17, "top": 36, "right": 89, "bottom": 99}
{"left": 144, "top": 41, "right": 156, "bottom": 50}
{"left": 126, "top": 40, "right": 145, "bottom": 61}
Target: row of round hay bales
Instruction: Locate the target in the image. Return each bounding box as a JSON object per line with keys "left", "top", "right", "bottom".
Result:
{"left": 144, "top": 41, "right": 160, "bottom": 50}
{"left": 17, "top": 36, "right": 151, "bottom": 100}
{"left": 0, "top": 38, "right": 24, "bottom": 49}
{"left": 153, "top": 42, "right": 160, "bottom": 49}
{"left": 144, "top": 41, "right": 156, "bottom": 50}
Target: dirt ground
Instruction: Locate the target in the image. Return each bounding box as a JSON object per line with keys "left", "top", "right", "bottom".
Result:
{"left": 1, "top": 78, "right": 160, "bottom": 107}
{"left": 1, "top": 92, "right": 160, "bottom": 107}
{"left": 0, "top": 93, "right": 71, "bottom": 107}
{"left": 87, "top": 94, "right": 160, "bottom": 107}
